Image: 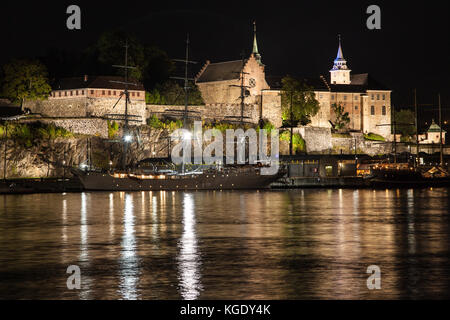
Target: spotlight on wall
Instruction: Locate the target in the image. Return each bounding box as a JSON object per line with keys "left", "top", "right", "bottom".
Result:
{"left": 124, "top": 135, "right": 133, "bottom": 142}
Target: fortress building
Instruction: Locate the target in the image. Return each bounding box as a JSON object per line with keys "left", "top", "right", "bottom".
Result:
{"left": 194, "top": 22, "right": 282, "bottom": 127}
{"left": 24, "top": 75, "right": 147, "bottom": 124}
{"left": 195, "top": 29, "right": 392, "bottom": 139}
{"left": 307, "top": 37, "right": 392, "bottom": 138}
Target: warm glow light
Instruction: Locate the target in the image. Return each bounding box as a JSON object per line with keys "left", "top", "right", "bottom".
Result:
{"left": 124, "top": 135, "right": 133, "bottom": 142}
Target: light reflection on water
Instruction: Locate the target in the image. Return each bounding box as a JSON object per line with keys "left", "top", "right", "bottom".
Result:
{"left": 177, "top": 193, "right": 202, "bottom": 300}
{"left": 0, "top": 188, "right": 449, "bottom": 299}
{"left": 118, "top": 193, "right": 139, "bottom": 300}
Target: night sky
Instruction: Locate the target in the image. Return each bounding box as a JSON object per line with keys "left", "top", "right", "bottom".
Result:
{"left": 1, "top": 0, "right": 449, "bottom": 123}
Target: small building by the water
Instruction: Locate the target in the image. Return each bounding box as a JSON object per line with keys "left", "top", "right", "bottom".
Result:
{"left": 419, "top": 120, "right": 446, "bottom": 144}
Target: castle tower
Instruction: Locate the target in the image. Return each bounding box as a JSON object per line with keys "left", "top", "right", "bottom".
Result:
{"left": 330, "top": 35, "right": 351, "bottom": 84}
{"left": 252, "top": 21, "right": 262, "bottom": 65}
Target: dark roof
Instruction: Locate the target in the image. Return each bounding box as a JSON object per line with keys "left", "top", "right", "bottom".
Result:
{"left": 304, "top": 73, "right": 390, "bottom": 93}
{"left": 53, "top": 76, "right": 145, "bottom": 91}
{"left": 196, "top": 60, "right": 244, "bottom": 83}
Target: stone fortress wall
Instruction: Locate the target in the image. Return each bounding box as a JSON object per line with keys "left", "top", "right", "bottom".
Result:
{"left": 146, "top": 93, "right": 282, "bottom": 128}
{"left": 23, "top": 97, "right": 147, "bottom": 125}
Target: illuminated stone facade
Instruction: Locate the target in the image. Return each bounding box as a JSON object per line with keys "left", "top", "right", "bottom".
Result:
{"left": 24, "top": 76, "right": 147, "bottom": 124}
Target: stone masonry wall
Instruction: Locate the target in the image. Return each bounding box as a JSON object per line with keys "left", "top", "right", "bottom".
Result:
{"left": 24, "top": 97, "right": 147, "bottom": 124}
{"left": 147, "top": 102, "right": 282, "bottom": 128}
{"left": 296, "top": 126, "right": 332, "bottom": 153}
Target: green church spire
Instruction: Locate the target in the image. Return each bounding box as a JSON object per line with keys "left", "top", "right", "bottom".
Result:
{"left": 252, "top": 21, "right": 262, "bottom": 64}
{"left": 252, "top": 21, "right": 259, "bottom": 54}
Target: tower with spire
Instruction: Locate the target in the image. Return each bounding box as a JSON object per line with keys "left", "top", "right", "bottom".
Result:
{"left": 330, "top": 35, "right": 351, "bottom": 84}
{"left": 252, "top": 21, "right": 262, "bottom": 65}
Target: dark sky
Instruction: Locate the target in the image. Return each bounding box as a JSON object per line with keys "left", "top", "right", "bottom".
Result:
{"left": 1, "top": 0, "right": 449, "bottom": 122}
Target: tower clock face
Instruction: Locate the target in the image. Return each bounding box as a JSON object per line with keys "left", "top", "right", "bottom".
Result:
{"left": 249, "top": 78, "right": 256, "bottom": 87}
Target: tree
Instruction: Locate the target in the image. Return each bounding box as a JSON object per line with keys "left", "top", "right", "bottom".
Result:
{"left": 394, "top": 109, "right": 415, "bottom": 139}
{"left": 1, "top": 59, "right": 52, "bottom": 107}
{"left": 95, "top": 30, "right": 147, "bottom": 80}
{"left": 146, "top": 81, "right": 204, "bottom": 105}
{"left": 86, "top": 31, "right": 174, "bottom": 87}
{"left": 331, "top": 103, "right": 350, "bottom": 131}
{"left": 280, "top": 75, "right": 320, "bottom": 154}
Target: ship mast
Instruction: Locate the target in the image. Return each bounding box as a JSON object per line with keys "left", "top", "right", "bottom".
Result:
{"left": 109, "top": 40, "right": 140, "bottom": 170}
{"left": 439, "top": 93, "right": 444, "bottom": 167}
{"left": 414, "top": 89, "right": 419, "bottom": 167}
{"left": 229, "top": 52, "right": 250, "bottom": 126}
{"left": 172, "top": 34, "right": 197, "bottom": 128}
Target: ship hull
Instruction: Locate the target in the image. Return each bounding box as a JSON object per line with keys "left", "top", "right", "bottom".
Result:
{"left": 368, "top": 168, "right": 450, "bottom": 188}
{"left": 73, "top": 169, "right": 283, "bottom": 191}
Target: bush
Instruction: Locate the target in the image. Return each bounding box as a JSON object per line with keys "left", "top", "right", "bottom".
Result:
{"left": 256, "top": 120, "right": 276, "bottom": 134}
{"left": 147, "top": 115, "right": 164, "bottom": 129}
{"left": 147, "top": 115, "right": 183, "bottom": 131}
{"left": 107, "top": 120, "right": 119, "bottom": 139}
{"left": 364, "top": 133, "right": 385, "bottom": 141}
{"left": 0, "top": 122, "right": 73, "bottom": 147}
{"left": 279, "top": 130, "right": 306, "bottom": 153}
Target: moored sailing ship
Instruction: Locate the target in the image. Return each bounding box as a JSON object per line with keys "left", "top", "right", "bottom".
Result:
{"left": 368, "top": 163, "right": 450, "bottom": 187}
{"left": 72, "top": 164, "right": 284, "bottom": 191}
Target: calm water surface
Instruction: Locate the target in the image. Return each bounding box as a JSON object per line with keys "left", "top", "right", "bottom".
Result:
{"left": 0, "top": 188, "right": 449, "bottom": 299}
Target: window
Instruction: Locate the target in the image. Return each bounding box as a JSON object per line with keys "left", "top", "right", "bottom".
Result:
{"left": 102, "top": 90, "right": 105, "bottom": 95}
{"left": 59, "top": 92, "right": 61, "bottom": 97}
{"left": 371, "top": 94, "right": 374, "bottom": 100}
{"left": 382, "top": 94, "right": 386, "bottom": 100}
{"left": 382, "top": 106, "right": 386, "bottom": 115}
{"left": 343, "top": 95, "right": 347, "bottom": 100}
{"left": 65, "top": 91, "right": 67, "bottom": 96}
{"left": 355, "top": 106, "right": 358, "bottom": 110}
{"left": 90, "top": 90, "right": 94, "bottom": 94}
{"left": 113, "top": 91, "right": 116, "bottom": 95}
{"left": 371, "top": 106, "right": 375, "bottom": 115}
{"left": 132, "top": 92, "right": 135, "bottom": 97}
{"left": 354, "top": 96, "right": 358, "bottom": 101}
{"left": 319, "top": 94, "right": 323, "bottom": 99}
{"left": 108, "top": 90, "right": 111, "bottom": 95}
{"left": 377, "top": 94, "right": 380, "bottom": 100}
{"left": 137, "top": 92, "right": 140, "bottom": 97}
{"left": 331, "top": 95, "right": 335, "bottom": 100}
{"left": 81, "top": 90, "right": 84, "bottom": 95}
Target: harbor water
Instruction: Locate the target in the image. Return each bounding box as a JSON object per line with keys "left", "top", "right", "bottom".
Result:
{"left": 0, "top": 188, "right": 449, "bottom": 299}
